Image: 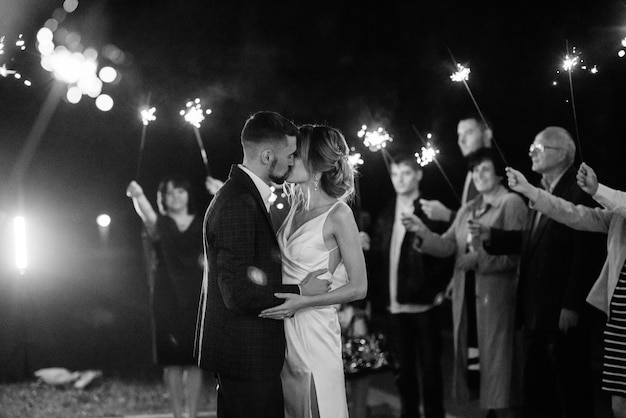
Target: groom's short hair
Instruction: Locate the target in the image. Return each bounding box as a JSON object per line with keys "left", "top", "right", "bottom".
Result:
{"left": 241, "top": 111, "right": 298, "bottom": 146}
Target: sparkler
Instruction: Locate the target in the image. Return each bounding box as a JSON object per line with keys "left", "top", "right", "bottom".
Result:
{"left": 347, "top": 147, "right": 365, "bottom": 229}
{"left": 447, "top": 48, "right": 508, "bottom": 167}
{"left": 180, "top": 98, "right": 213, "bottom": 176}
{"left": 560, "top": 41, "right": 584, "bottom": 162}
{"left": 135, "top": 99, "right": 156, "bottom": 180}
{"left": 357, "top": 125, "right": 393, "bottom": 172}
{"left": 415, "top": 143, "right": 439, "bottom": 167}
{"left": 411, "top": 125, "right": 461, "bottom": 204}
{"left": 0, "top": 35, "right": 32, "bottom": 87}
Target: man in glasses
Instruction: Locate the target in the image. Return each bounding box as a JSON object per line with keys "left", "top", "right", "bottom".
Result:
{"left": 474, "top": 127, "right": 606, "bottom": 417}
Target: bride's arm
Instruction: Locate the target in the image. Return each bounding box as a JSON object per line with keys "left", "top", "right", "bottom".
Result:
{"left": 259, "top": 203, "right": 367, "bottom": 319}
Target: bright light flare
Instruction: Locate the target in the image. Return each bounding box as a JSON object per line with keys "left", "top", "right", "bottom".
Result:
{"left": 562, "top": 54, "right": 579, "bottom": 72}
{"left": 95, "top": 94, "right": 113, "bottom": 111}
{"left": 180, "top": 98, "right": 211, "bottom": 128}
{"left": 14, "top": 216, "right": 27, "bottom": 273}
{"left": 98, "top": 66, "right": 117, "bottom": 83}
{"left": 450, "top": 63, "right": 470, "bottom": 82}
{"left": 96, "top": 214, "right": 111, "bottom": 227}
{"left": 357, "top": 125, "right": 393, "bottom": 152}
{"left": 415, "top": 143, "right": 440, "bottom": 167}
{"left": 347, "top": 152, "right": 364, "bottom": 168}
{"left": 141, "top": 107, "right": 156, "bottom": 126}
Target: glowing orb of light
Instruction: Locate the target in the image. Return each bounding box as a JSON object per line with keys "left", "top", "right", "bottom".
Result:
{"left": 63, "top": 0, "right": 79, "bottom": 13}
{"left": 66, "top": 86, "right": 82, "bottom": 103}
{"left": 141, "top": 107, "right": 156, "bottom": 126}
{"left": 276, "top": 203, "right": 285, "bottom": 210}
{"left": 247, "top": 266, "right": 267, "bottom": 285}
{"left": 96, "top": 214, "right": 111, "bottom": 228}
{"left": 98, "top": 66, "right": 117, "bottom": 83}
{"left": 44, "top": 18, "right": 59, "bottom": 32}
{"left": 347, "top": 152, "right": 364, "bottom": 168}
{"left": 426, "top": 133, "right": 433, "bottom": 139}
{"left": 590, "top": 65, "right": 598, "bottom": 74}
{"left": 0, "top": 63, "right": 16, "bottom": 78}
{"left": 179, "top": 98, "right": 211, "bottom": 128}
{"left": 16, "top": 34, "right": 25, "bottom": 50}
{"left": 37, "top": 27, "right": 54, "bottom": 44}
{"left": 357, "top": 125, "right": 393, "bottom": 152}
{"left": 619, "top": 50, "right": 626, "bottom": 58}
{"left": 450, "top": 63, "right": 470, "bottom": 82}
{"left": 95, "top": 94, "right": 113, "bottom": 111}
{"left": 562, "top": 54, "right": 579, "bottom": 72}
{"left": 415, "top": 143, "right": 440, "bottom": 167}
{"left": 622, "top": 38, "right": 626, "bottom": 48}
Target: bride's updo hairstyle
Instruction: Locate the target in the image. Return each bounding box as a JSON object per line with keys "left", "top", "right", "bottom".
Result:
{"left": 297, "top": 124, "right": 355, "bottom": 202}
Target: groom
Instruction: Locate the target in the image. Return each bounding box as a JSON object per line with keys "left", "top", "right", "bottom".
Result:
{"left": 195, "top": 111, "right": 329, "bottom": 418}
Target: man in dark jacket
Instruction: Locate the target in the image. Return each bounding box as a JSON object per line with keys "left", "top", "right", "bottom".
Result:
{"left": 195, "top": 111, "right": 328, "bottom": 418}
{"left": 481, "top": 127, "right": 606, "bottom": 417}
{"left": 368, "top": 153, "right": 453, "bottom": 418}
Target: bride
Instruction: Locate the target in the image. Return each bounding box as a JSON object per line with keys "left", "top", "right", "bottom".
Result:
{"left": 259, "top": 124, "right": 368, "bottom": 418}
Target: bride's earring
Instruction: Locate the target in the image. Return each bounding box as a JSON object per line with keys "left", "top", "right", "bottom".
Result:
{"left": 313, "top": 175, "right": 319, "bottom": 192}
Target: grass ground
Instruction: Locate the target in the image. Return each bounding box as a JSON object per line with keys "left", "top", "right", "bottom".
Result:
{"left": 0, "top": 375, "right": 217, "bottom": 418}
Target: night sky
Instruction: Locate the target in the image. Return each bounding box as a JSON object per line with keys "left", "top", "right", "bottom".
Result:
{"left": 1, "top": 0, "right": 626, "bottom": 271}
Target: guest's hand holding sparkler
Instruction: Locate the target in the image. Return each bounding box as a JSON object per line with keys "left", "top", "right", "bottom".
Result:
{"left": 126, "top": 180, "right": 144, "bottom": 198}
{"left": 505, "top": 167, "right": 539, "bottom": 201}
{"left": 419, "top": 199, "right": 452, "bottom": 222}
{"left": 400, "top": 212, "right": 429, "bottom": 234}
{"left": 467, "top": 219, "right": 491, "bottom": 245}
{"left": 205, "top": 176, "right": 224, "bottom": 196}
{"left": 576, "top": 163, "right": 598, "bottom": 196}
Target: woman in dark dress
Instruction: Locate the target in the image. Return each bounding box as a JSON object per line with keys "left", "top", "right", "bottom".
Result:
{"left": 127, "top": 175, "right": 218, "bottom": 418}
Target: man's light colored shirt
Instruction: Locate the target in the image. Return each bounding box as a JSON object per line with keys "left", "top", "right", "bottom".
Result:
{"left": 239, "top": 164, "right": 273, "bottom": 212}
{"left": 389, "top": 198, "right": 432, "bottom": 314}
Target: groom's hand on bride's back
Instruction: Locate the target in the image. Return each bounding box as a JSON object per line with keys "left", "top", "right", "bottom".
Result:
{"left": 299, "top": 269, "right": 331, "bottom": 296}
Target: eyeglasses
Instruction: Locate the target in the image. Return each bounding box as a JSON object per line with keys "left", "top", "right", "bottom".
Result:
{"left": 529, "top": 143, "right": 563, "bottom": 154}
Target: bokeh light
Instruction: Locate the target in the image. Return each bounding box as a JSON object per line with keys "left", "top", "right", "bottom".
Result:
{"left": 95, "top": 94, "right": 114, "bottom": 111}
{"left": 96, "top": 214, "right": 111, "bottom": 228}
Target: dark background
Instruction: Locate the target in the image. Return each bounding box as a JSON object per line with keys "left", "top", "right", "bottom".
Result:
{"left": 0, "top": 0, "right": 625, "bottom": 379}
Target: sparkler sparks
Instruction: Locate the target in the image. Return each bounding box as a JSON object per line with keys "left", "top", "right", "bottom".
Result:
{"left": 140, "top": 107, "right": 156, "bottom": 126}
{"left": 415, "top": 143, "right": 440, "bottom": 167}
{"left": 179, "top": 98, "right": 212, "bottom": 128}
{"left": 562, "top": 54, "right": 579, "bottom": 72}
{"left": 450, "top": 63, "right": 470, "bottom": 82}
{"left": 347, "top": 150, "right": 364, "bottom": 169}
{"left": 357, "top": 125, "right": 393, "bottom": 152}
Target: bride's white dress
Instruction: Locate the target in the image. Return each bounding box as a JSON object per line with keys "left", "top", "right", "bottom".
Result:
{"left": 277, "top": 201, "right": 349, "bottom": 418}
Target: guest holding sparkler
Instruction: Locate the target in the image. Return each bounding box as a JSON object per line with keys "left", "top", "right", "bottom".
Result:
{"left": 420, "top": 115, "right": 492, "bottom": 222}
{"left": 404, "top": 148, "right": 527, "bottom": 417}
{"left": 498, "top": 162, "right": 626, "bottom": 418}
{"left": 126, "top": 174, "right": 221, "bottom": 418}
{"left": 366, "top": 152, "right": 454, "bottom": 418}
{"left": 469, "top": 127, "right": 606, "bottom": 418}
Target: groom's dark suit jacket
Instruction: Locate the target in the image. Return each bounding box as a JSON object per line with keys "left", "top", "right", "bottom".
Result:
{"left": 195, "top": 165, "right": 299, "bottom": 380}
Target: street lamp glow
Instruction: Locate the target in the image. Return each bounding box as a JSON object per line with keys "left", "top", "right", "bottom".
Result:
{"left": 14, "top": 216, "right": 27, "bottom": 273}
{"left": 96, "top": 214, "right": 111, "bottom": 227}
